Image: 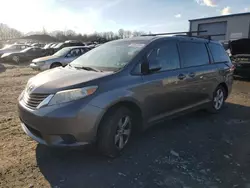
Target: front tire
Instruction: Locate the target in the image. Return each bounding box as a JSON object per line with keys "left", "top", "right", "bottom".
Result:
{"left": 97, "top": 107, "right": 133, "bottom": 157}
{"left": 207, "top": 86, "right": 226, "bottom": 113}
{"left": 50, "top": 63, "right": 62, "bottom": 69}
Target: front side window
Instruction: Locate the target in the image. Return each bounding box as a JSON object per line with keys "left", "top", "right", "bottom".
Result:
{"left": 208, "top": 43, "right": 230, "bottom": 63}
{"left": 68, "top": 49, "right": 81, "bottom": 57}
{"left": 70, "top": 40, "right": 147, "bottom": 71}
{"left": 179, "top": 42, "right": 209, "bottom": 68}
{"left": 147, "top": 41, "right": 180, "bottom": 71}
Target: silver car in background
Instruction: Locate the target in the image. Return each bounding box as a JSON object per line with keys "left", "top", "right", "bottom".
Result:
{"left": 30, "top": 46, "right": 90, "bottom": 71}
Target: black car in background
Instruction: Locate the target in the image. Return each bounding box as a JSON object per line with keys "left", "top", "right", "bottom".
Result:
{"left": 1, "top": 47, "right": 47, "bottom": 63}
{"left": 229, "top": 38, "right": 250, "bottom": 78}
{"left": 53, "top": 40, "right": 85, "bottom": 53}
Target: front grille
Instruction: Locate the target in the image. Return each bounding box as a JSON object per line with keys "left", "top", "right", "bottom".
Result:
{"left": 23, "top": 92, "right": 49, "bottom": 109}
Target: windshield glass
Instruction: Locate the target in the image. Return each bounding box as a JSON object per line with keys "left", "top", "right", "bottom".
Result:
{"left": 53, "top": 47, "right": 70, "bottom": 56}
{"left": 54, "top": 42, "right": 63, "bottom": 48}
{"left": 20, "top": 47, "right": 32, "bottom": 52}
{"left": 44, "top": 43, "right": 52, "bottom": 49}
{"left": 70, "top": 40, "right": 146, "bottom": 70}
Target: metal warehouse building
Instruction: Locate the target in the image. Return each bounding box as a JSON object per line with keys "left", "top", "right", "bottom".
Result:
{"left": 189, "top": 12, "right": 250, "bottom": 42}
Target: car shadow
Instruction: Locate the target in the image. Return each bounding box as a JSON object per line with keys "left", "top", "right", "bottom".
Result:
{"left": 36, "top": 103, "right": 250, "bottom": 188}
{"left": 0, "top": 63, "right": 6, "bottom": 73}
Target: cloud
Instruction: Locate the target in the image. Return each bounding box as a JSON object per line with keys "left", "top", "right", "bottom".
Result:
{"left": 221, "top": 6, "right": 231, "bottom": 15}
{"left": 0, "top": 0, "right": 124, "bottom": 34}
{"left": 195, "top": 0, "right": 217, "bottom": 7}
{"left": 175, "top": 14, "right": 182, "bottom": 18}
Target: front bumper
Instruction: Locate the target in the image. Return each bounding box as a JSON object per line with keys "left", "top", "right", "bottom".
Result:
{"left": 18, "top": 99, "right": 104, "bottom": 147}
{"left": 30, "top": 63, "right": 50, "bottom": 71}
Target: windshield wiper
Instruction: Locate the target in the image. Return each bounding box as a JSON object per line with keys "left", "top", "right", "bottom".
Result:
{"left": 74, "top": 66, "right": 101, "bottom": 72}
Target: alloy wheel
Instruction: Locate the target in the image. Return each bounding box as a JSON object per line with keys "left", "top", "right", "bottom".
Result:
{"left": 213, "top": 88, "right": 224, "bottom": 110}
{"left": 114, "top": 116, "right": 132, "bottom": 150}
{"left": 12, "top": 56, "right": 19, "bottom": 63}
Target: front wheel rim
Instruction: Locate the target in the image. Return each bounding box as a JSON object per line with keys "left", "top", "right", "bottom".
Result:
{"left": 213, "top": 89, "right": 224, "bottom": 110}
{"left": 13, "top": 56, "right": 19, "bottom": 63}
{"left": 114, "top": 116, "right": 132, "bottom": 150}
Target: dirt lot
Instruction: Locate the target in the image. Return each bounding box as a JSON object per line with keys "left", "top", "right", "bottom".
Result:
{"left": 0, "top": 63, "right": 250, "bottom": 188}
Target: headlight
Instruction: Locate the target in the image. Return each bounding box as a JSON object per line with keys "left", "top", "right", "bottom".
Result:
{"left": 48, "top": 86, "right": 98, "bottom": 106}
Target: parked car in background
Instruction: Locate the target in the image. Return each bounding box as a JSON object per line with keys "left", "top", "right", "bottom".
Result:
{"left": 43, "top": 43, "right": 57, "bottom": 56}
{"left": 31, "top": 43, "right": 46, "bottom": 48}
{"left": 53, "top": 41, "right": 85, "bottom": 53}
{"left": 0, "top": 44, "right": 30, "bottom": 58}
{"left": 43, "top": 43, "right": 55, "bottom": 49}
{"left": 18, "top": 35, "right": 234, "bottom": 157}
{"left": 30, "top": 46, "right": 89, "bottom": 70}
{"left": 1, "top": 47, "right": 46, "bottom": 63}
{"left": 229, "top": 38, "right": 250, "bottom": 78}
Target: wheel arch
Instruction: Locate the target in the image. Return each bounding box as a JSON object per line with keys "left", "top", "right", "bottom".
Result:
{"left": 96, "top": 99, "right": 144, "bottom": 136}
{"left": 50, "top": 62, "right": 62, "bottom": 68}
{"left": 218, "top": 82, "right": 229, "bottom": 99}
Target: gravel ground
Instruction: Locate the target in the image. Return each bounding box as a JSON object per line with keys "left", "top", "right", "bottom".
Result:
{"left": 0, "top": 63, "right": 250, "bottom": 188}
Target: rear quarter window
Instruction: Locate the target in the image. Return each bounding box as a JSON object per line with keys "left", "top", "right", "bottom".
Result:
{"left": 179, "top": 42, "right": 209, "bottom": 68}
{"left": 208, "top": 43, "right": 230, "bottom": 63}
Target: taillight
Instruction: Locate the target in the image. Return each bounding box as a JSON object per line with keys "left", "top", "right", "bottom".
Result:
{"left": 230, "top": 65, "right": 235, "bottom": 72}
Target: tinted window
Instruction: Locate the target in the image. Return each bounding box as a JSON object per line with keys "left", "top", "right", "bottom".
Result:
{"left": 179, "top": 42, "right": 209, "bottom": 68}
{"left": 208, "top": 43, "right": 230, "bottom": 63}
{"left": 147, "top": 41, "right": 180, "bottom": 71}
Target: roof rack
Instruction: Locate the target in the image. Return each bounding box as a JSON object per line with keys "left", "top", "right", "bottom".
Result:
{"left": 141, "top": 31, "right": 226, "bottom": 41}
{"left": 141, "top": 30, "right": 207, "bottom": 37}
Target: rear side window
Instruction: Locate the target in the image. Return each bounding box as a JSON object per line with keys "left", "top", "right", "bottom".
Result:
{"left": 179, "top": 42, "right": 209, "bottom": 68}
{"left": 147, "top": 41, "right": 180, "bottom": 71}
{"left": 208, "top": 43, "right": 230, "bottom": 63}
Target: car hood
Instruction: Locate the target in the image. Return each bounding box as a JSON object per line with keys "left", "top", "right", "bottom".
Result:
{"left": 230, "top": 38, "right": 250, "bottom": 56}
{"left": 28, "top": 66, "right": 113, "bottom": 94}
{"left": 32, "top": 55, "right": 59, "bottom": 62}
{"left": 2, "top": 52, "right": 21, "bottom": 57}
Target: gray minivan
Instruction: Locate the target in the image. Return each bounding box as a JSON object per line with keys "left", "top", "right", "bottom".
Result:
{"left": 18, "top": 35, "right": 234, "bottom": 157}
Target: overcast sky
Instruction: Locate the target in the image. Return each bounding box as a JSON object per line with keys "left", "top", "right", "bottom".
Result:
{"left": 0, "top": 0, "right": 249, "bottom": 34}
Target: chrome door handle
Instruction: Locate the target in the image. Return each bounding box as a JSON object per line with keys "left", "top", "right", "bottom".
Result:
{"left": 188, "top": 72, "right": 195, "bottom": 78}
{"left": 178, "top": 74, "right": 186, "bottom": 80}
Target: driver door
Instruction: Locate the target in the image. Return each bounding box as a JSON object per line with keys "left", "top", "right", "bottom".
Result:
{"left": 140, "top": 40, "right": 190, "bottom": 124}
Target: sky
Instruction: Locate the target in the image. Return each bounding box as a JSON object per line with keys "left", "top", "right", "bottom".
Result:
{"left": 0, "top": 0, "right": 249, "bottom": 34}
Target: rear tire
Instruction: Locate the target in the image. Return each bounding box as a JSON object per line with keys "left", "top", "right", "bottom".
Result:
{"left": 50, "top": 63, "right": 62, "bottom": 69}
{"left": 207, "top": 85, "right": 226, "bottom": 113}
{"left": 97, "top": 107, "right": 133, "bottom": 158}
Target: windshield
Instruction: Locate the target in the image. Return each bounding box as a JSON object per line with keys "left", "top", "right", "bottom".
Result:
{"left": 53, "top": 47, "right": 70, "bottom": 57}
{"left": 20, "top": 47, "right": 32, "bottom": 53}
{"left": 70, "top": 40, "right": 146, "bottom": 70}
{"left": 44, "top": 43, "right": 52, "bottom": 49}
{"left": 54, "top": 42, "right": 63, "bottom": 48}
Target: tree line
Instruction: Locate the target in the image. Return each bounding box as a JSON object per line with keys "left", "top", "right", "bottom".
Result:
{"left": 0, "top": 23, "right": 150, "bottom": 43}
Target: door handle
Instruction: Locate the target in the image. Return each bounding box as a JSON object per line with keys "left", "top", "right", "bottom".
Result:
{"left": 188, "top": 72, "right": 196, "bottom": 78}
{"left": 178, "top": 73, "right": 186, "bottom": 80}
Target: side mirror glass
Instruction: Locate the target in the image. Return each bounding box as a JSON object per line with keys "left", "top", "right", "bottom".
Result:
{"left": 148, "top": 59, "right": 162, "bottom": 72}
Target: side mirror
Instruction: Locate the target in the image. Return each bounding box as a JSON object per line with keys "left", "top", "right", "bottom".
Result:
{"left": 141, "top": 59, "right": 162, "bottom": 74}
{"left": 149, "top": 59, "right": 162, "bottom": 72}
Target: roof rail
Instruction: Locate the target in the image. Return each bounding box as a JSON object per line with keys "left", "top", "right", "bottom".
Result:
{"left": 141, "top": 31, "right": 226, "bottom": 41}
{"left": 140, "top": 30, "right": 207, "bottom": 37}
